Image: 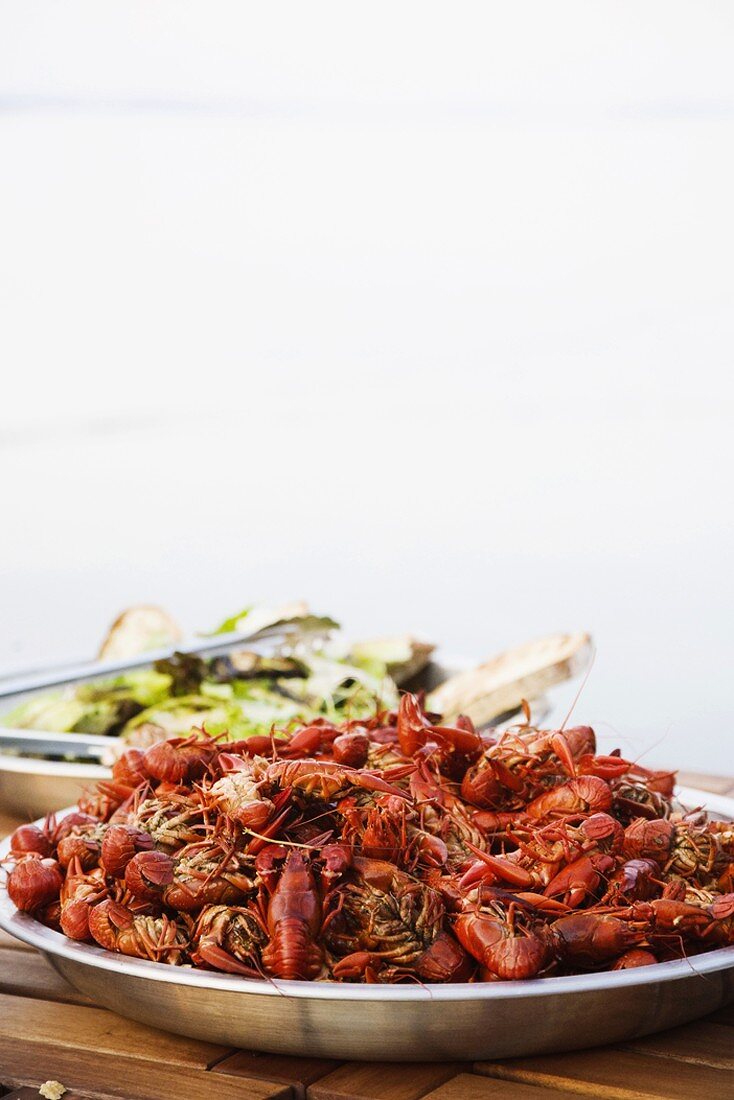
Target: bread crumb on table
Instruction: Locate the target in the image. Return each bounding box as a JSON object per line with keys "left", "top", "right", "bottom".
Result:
{"left": 39, "top": 1082, "right": 67, "bottom": 1100}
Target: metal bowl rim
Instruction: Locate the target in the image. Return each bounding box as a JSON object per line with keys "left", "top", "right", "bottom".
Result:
{"left": 1, "top": 786, "right": 733, "bottom": 1003}
{"left": 0, "top": 755, "right": 108, "bottom": 779}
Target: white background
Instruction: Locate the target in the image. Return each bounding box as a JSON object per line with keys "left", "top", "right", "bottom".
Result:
{"left": 1, "top": 3, "right": 733, "bottom": 773}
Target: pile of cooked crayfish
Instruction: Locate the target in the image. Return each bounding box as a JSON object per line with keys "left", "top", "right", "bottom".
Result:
{"left": 5, "top": 695, "right": 734, "bottom": 983}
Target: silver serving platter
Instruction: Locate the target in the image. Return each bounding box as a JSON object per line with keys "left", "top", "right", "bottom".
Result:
{"left": 1, "top": 787, "right": 733, "bottom": 1062}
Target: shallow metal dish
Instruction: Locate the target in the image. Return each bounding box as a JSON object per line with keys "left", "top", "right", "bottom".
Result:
{"left": 0, "top": 754, "right": 108, "bottom": 820}
{"left": 1, "top": 787, "right": 732, "bottom": 1062}
{"left": 0, "top": 654, "right": 535, "bottom": 819}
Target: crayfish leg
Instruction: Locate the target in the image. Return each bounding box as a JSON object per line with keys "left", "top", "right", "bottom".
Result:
{"left": 195, "top": 941, "right": 261, "bottom": 977}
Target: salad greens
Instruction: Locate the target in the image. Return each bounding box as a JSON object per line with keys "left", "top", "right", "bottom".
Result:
{"left": 3, "top": 671, "right": 172, "bottom": 737}
{"left": 1, "top": 608, "right": 425, "bottom": 750}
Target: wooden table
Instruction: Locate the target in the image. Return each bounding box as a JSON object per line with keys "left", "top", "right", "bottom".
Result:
{"left": 1, "top": 772, "right": 733, "bottom": 1100}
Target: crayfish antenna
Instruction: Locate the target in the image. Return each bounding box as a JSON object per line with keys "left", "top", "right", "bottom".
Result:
{"left": 558, "top": 644, "right": 596, "bottom": 733}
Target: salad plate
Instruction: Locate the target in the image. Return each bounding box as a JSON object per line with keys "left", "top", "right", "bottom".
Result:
{"left": 0, "top": 607, "right": 431, "bottom": 817}
{"left": 1, "top": 787, "right": 732, "bottom": 1061}
{"left": 0, "top": 649, "right": 447, "bottom": 820}
{"left": 0, "top": 615, "right": 585, "bottom": 817}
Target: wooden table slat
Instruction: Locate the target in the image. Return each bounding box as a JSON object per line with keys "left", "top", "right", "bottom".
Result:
{"left": 618, "top": 1020, "right": 734, "bottom": 1070}
{"left": 215, "top": 1050, "right": 339, "bottom": 1099}
{"left": 0, "top": 992, "right": 231, "bottom": 1069}
{"left": 1, "top": 1091, "right": 92, "bottom": 1100}
{"left": 0, "top": 1055, "right": 289, "bottom": 1100}
{"left": 0, "top": 994, "right": 288, "bottom": 1099}
{"left": 0, "top": 948, "right": 94, "bottom": 1006}
{"left": 422, "top": 1073, "right": 597, "bottom": 1099}
{"left": 306, "top": 1061, "right": 463, "bottom": 1100}
{"left": 474, "top": 1048, "right": 734, "bottom": 1100}
{"left": 707, "top": 1002, "right": 734, "bottom": 1026}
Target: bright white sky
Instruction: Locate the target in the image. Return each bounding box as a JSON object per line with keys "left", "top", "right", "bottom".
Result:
{"left": 2, "top": 3, "right": 733, "bottom": 773}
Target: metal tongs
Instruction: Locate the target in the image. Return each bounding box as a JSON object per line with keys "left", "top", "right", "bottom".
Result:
{"left": 0, "top": 623, "right": 314, "bottom": 700}
{"left": 0, "top": 619, "right": 330, "bottom": 760}
{"left": 0, "top": 728, "right": 113, "bottom": 760}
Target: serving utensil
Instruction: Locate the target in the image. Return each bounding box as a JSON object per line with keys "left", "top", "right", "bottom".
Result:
{"left": 0, "top": 728, "right": 112, "bottom": 760}
{"left": 0, "top": 621, "right": 329, "bottom": 701}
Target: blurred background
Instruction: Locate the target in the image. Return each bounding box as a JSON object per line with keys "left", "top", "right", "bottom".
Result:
{"left": 1, "top": 2, "right": 732, "bottom": 772}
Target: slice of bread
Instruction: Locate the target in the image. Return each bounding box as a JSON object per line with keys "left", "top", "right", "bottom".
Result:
{"left": 428, "top": 632, "right": 592, "bottom": 726}
{"left": 97, "top": 605, "right": 183, "bottom": 660}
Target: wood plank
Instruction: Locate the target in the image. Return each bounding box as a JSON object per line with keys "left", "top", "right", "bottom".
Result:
{"left": 618, "top": 1020, "right": 734, "bottom": 1070}
{"left": 215, "top": 1050, "right": 338, "bottom": 1099}
{"left": 0, "top": 948, "right": 94, "bottom": 1006}
{"left": 707, "top": 1002, "right": 734, "bottom": 1027}
{"left": 474, "top": 1049, "right": 734, "bottom": 1099}
{"left": 1, "top": 1090, "right": 92, "bottom": 1100}
{"left": 0, "top": 992, "right": 231, "bottom": 1069}
{"left": 422, "top": 1073, "right": 589, "bottom": 1099}
{"left": 308, "top": 1061, "right": 462, "bottom": 1100}
{"left": 0, "top": 1053, "right": 289, "bottom": 1100}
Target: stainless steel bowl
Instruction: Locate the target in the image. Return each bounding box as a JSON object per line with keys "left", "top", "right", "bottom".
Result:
{"left": 1, "top": 786, "right": 732, "bottom": 1062}
{"left": 0, "top": 754, "right": 108, "bottom": 820}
